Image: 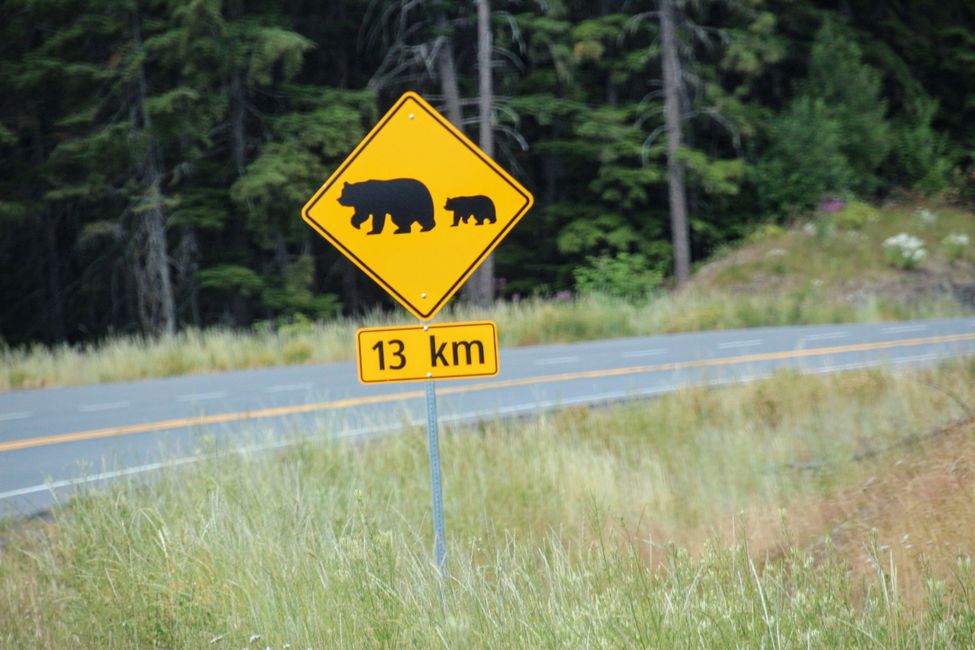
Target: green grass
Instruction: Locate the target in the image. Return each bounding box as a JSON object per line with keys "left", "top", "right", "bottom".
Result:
{"left": 702, "top": 202, "right": 975, "bottom": 290}
{"left": 1, "top": 292, "right": 966, "bottom": 392}
{"left": 3, "top": 360, "right": 975, "bottom": 647}
{"left": 2, "top": 202, "right": 972, "bottom": 391}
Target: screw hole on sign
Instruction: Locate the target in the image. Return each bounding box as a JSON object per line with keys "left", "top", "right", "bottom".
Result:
{"left": 426, "top": 372, "right": 432, "bottom": 378}
{"left": 409, "top": 114, "right": 415, "bottom": 119}
{"left": 421, "top": 293, "right": 427, "bottom": 299}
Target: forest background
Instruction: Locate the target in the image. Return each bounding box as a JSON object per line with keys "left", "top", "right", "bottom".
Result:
{"left": 1, "top": 0, "right": 973, "bottom": 347}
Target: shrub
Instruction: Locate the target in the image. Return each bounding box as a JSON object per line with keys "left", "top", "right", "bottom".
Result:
{"left": 889, "top": 96, "right": 954, "bottom": 193}
{"left": 883, "top": 233, "right": 926, "bottom": 269}
{"left": 833, "top": 200, "right": 879, "bottom": 230}
{"left": 746, "top": 223, "right": 786, "bottom": 244}
{"left": 573, "top": 252, "right": 662, "bottom": 299}
{"left": 756, "top": 97, "right": 854, "bottom": 213}
{"left": 943, "top": 233, "right": 970, "bottom": 263}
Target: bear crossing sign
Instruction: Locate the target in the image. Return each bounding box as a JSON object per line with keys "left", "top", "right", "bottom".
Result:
{"left": 300, "top": 91, "right": 533, "bottom": 322}
{"left": 300, "top": 92, "right": 533, "bottom": 575}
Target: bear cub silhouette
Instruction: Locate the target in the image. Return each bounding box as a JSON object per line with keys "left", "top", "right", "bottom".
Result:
{"left": 445, "top": 195, "right": 496, "bottom": 226}
{"left": 339, "top": 179, "right": 436, "bottom": 234}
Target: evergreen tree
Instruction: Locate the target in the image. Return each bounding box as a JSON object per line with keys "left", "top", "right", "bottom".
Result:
{"left": 0, "top": 0, "right": 972, "bottom": 345}
{"left": 756, "top": 19, "right": 891, "bottom": 212}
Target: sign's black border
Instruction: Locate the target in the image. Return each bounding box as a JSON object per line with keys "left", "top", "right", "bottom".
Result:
{"left": 355, "top": 321, "right": 500, "bottom": 383}
{"left": 301, "top": 92, "right": 532, "bottom": 320}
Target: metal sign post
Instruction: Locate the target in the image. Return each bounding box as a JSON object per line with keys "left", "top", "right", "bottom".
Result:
{"left": 424, "top": 380, "right": 447, "bottom": 575}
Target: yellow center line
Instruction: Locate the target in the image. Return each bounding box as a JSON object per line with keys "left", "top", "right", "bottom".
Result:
{"left": 2, "top": 330, "right": 974, "bottom": 454}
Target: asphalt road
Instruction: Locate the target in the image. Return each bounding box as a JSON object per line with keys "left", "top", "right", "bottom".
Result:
{"left": 2, "top": 317, "right": 975, "bottom": 519}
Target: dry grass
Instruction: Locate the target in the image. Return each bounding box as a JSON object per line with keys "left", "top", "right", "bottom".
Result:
{"left": 3, "top": 360, "right": 975, "bottom": 646}
{"left": 1, "top": 290, "right": 967, "bottom": 392}
{"left": 3, "top": 202, "right": 973, "bottom": 391}
{"left": 773, "top": 416, "right": 975, "bottom": 610}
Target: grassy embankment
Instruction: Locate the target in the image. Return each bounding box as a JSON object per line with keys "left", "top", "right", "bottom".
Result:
{"left": 2, "top": 358, "right": 975, "bottom": 646}
{"left": 2, "top": 201, "right": 972, "bottom": 391}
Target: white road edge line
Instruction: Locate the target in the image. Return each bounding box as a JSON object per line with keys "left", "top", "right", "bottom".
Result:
{"left": 802, "top": 331, "right": 849, "bottom": 341}
{"left": 805, "top": 360, "right": 885, "bottom": 374}
{"left": 533, "top": 356, "right": 580, "bottom": 366}
{"left": 622, "top": 348, "right": 668, "bottom": 358}
{"left": 1, "top": 345, "right": 963, "bottom": 506}
{"left": 176, "top": 391, "right": 227, "bottom": 402}
{"left": 79, "top": 401, "right": 131, "bottom": 413}
{"left": 0, "top": 458, "right": 202, "bottom": 499}
{"left": 0, "top": 411, "right": 32, "bottom": 421}
{"left": 718, "top": 339, "right": 764, "bottom": 349}
{"left": 1, "top": 386, "right": 690, "bottom": 503}
{"left": 882, "top": 324, "right": 928, "bottom": 334}
{"left": 266, "top": 383, "right": 313, "bottom": 393}
{"left": 893, "top": 353, "right": 939, "bottom": 365}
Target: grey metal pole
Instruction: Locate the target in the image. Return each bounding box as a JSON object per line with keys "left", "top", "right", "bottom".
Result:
{"left": 424, "top": 380, "right": 447, "bottom": 576}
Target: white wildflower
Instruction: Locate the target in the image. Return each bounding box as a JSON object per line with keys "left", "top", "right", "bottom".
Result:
{"left": 914, "top": 207, "right": 937, "bottom": 224}
{"left": 883, "top": 233, "right": 926, "bottom": 269}
{"left": 943, "top": 233, "right": 970, "bottom": 263}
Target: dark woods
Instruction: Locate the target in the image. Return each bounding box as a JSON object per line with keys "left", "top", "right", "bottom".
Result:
{"left": 1, "top": 0, "right": 973, "bottom": 345}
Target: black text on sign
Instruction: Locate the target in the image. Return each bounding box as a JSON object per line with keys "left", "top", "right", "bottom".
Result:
{"left": 356, "top": 321, "right": 499, "bottom": 383}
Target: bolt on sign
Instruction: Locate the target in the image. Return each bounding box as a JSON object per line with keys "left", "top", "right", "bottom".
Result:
{"left": 357, "top": 321, "right": 498, "bottom": 383}
{"left": 301, "top": 91, "right": 534, "bottom": 321}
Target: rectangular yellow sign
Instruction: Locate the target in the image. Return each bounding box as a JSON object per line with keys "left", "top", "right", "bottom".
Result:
{"left": 356, "top": 321, "right": 499, "bottom": 383}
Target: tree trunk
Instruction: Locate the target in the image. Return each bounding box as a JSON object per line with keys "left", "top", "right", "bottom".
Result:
{"left": 230, "top": 72, "right": 248, "bottom": 177}
{"left": 174, "top": 232, "right": 201, "bottom": 326}
{"left": 43, "top": 212, "right": 66, "bottom": 342}
{"left": 227, "top": 0, "right": 251, "bottom": 190}
{"left": 601, "top": 0, "right": 618, "bottom": 107}
{"left": 144, "top": 181, "right": 175, "bottom": 334}
{"left": 339, "top": 261, "right": 360, "bottom": 315}
{"left": 31, "top": 108, "right": 67, "bottom": 342}
{"left": 437, "top": 14, "right": 463, "bottom": 129}
{"left": 660, "top": 0, "right": 691, "bottom": 286}
{"left": 476, "top": 0, "right": 493, "bottom": 160}
{"left": 131, "top": 9, "right": 176, "bottom": 336}
{"left": 465, "top": 0, "right": 495, "bottom": 307}
{"left": 330, "top": 1, "right": 350, "bottom": 88}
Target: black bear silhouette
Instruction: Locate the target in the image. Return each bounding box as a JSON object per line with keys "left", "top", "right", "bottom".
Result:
{"left": 445, "top": 195, "right": 496, "bottom": 226}
{"left": 339, "top": 179, "right": 436, "bottom": 235}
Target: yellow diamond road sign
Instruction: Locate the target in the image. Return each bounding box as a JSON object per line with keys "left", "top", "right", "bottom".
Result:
{"left": 301, "top": 91, "right": 533, "bottom": 320}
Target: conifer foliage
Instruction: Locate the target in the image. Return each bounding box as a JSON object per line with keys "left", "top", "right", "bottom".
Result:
{"left": 1, "top": 0, "right": 972, "bottom": 344}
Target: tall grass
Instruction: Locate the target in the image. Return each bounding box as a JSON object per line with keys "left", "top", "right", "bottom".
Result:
{"left": 3, "top": 202, "right": 973, "bottom": 391}
{"left": 1, "top": 289, "right": 968, "bottom": 391}
{"left": 3, "top": 360, "right": 975, "bottom": 647}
